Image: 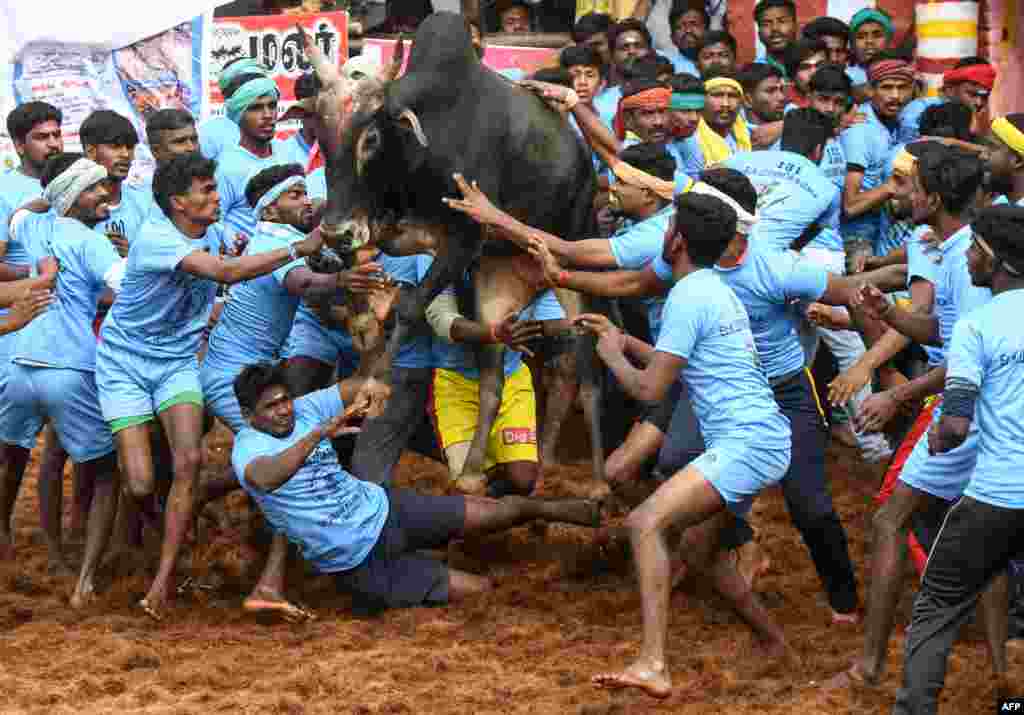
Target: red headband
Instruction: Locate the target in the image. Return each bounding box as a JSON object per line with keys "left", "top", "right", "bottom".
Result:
{"left": 613, "top": 87, "right": 671, "bottom": 140}
{"left": 943, "top": 64, "right": 996, "bottom": 91}
{"left": 869, "top": 59, "right": 915, "bottom": 84}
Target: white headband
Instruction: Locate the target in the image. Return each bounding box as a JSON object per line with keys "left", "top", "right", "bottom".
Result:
{"left": 254, "top": 175, "right": 305, "bottom": 218}
{"left": 688, "top": 181, "right": 759, "bottom": 235}
{"left": 43, "top": 158, "right": 108, "bottom": 217}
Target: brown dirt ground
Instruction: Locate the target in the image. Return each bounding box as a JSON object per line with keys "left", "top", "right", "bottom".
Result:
{"left": 1, "top": 420, "right": 1020, "bottom": 715}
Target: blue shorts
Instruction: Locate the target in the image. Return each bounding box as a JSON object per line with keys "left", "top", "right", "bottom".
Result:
{"left": 284, "top": 304, "right": 359, "bottom": 376}
{"left": 200, "top": 365, "right": 245, "bottom": 434}
{"left": 0, "top": 366, "right": 40, "bottom": 450}
{"left": 691, "top": 436, "right": 791, "bottom": 516}
{"left": 899, "top": 410, "right": 977, "bottom": 502}
{"left": 95, "top": 340, "right": 203, "bottom": 424}
{"left": 0, "top": 364, "right": 113, "bottom": 462}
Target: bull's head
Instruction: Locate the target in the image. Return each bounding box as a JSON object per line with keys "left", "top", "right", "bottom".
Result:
{"left": 298, "top": 26, "right": 432, "bottom": 255}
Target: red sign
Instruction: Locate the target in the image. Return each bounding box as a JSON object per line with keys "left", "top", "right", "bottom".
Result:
{"left": 208, "top": 11, "right": 349, "bottom": 139}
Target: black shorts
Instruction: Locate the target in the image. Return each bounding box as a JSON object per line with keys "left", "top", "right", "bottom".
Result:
{"left": 334, "top": 488, "right": 466, "bottom": 612}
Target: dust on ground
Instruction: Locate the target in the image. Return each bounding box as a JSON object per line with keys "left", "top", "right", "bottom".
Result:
{"left": 1, "top": 422, "right": 1019, "bottom": 714}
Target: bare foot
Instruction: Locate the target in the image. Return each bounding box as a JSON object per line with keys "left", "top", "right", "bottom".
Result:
{"left": 70, "top": 582, "right": 96, "bottom": 609}
{"left": 138, "top": 584, "right": 174, "bottom": 623}
{"left": 822, "top": 662, "right": 878, "bottom": 690}
{"left": 592, "top": 658, "right": 672, "bottom": 699}
{"left": 243, "top": 588, "right": 316, "bottom": 623}
{"left": 734, "top": 540, "right": 771, "bottom": 590}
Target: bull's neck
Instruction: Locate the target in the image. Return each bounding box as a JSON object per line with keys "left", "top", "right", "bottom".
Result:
{"left": 239, "top": 134, "right": 273, "bottom": 158}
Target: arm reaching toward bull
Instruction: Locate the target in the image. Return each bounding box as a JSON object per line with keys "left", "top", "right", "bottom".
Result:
{"left": 444, "top": 174, "right": 618, "bottom": 268}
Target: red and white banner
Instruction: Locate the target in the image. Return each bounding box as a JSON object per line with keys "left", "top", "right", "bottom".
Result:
{"left": 207, "top": 11, "right": 349, "bottom": 140}
{"left": 361, "top": 37, "right": 557, "bottom": 77}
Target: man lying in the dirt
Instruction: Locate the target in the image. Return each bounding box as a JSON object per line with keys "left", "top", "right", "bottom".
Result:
{"left": 230, "top": 361, "right": 603, "bottom": 612}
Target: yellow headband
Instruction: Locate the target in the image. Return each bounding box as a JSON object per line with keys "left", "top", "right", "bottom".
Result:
{"left": 891, "top": 148, "right": 917, "bottom": 177}
{"left": 992, "top": 116, "right": 1024, "bottom": 157}
{"left": 704, "top": 77, "right": 744, "bottom": 96}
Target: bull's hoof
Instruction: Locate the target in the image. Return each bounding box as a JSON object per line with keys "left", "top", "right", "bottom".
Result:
{"left": 451, "top": 473, "right": 489, "bottom": 496}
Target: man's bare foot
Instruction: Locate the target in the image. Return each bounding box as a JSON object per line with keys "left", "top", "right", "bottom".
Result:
{"left": 592, "top": 658, "right": 672, "bottom": 699}
{"left": 70, "top": 582, "right": 96, "bottom": 609}
{"left": 734, "top": 541, "right": 771, "bottom": 590}
{"left": 243, "top": 587, "right": 315, "bottom": 623}
{"left": 822, "top": 662, "right": 878, "bottom": 690}
{"left": 138, "top": 583, "right": 174, "bottom": 622}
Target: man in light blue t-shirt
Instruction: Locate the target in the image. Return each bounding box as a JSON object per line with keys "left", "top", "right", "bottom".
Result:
{"left": 95, "top": 152, "right": 325, "bottom": 621}
{"left": 838, "top": 53, "right": 914, "bottom": 256}
{"left": 892, "top": 206, "right": 1024, "bottom": 714}
{"left": 0, "top": 154, "right": 123, "bottom": 612}
{"left": 832, "top": 147, "right": 1003, "bottom": 693}
{"left": 580, "top": 192, "right": 793, "bottom": 700}
{"left": 198, "top": 58, "right": 267, "bottom": 162}
{"left": 230, "top": 361, "right": 599, "bottom": 614}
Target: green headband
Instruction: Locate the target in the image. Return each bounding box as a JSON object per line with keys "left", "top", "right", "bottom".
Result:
{"left": 850, "top": 8, "right": 894, "bottom": 38}
{"left": 671, "top": 93, "right": 705, "bottom": 111}
{"left": 226, "top": 77, "right": 280, "bottom": 124}
{"left": 218, "top": 58, "right": 268, "bottom": 93}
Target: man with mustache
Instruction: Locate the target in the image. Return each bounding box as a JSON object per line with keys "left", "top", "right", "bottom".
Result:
{"left": 675, "top": 74, "right": 750, "bottom": 180}
{"left": 845, "top": 8, "right": 894, "bottom": 99}
{"left": 753, "top": 0, "right": 797, "bottom": 75}
{"left": 695, "top": 30, "right": 737, "bottom": 78}
{"left": 839, "top": 53, "right": 915, "bottom": 262}
{"left": 664, "top": 0, "right": 705, "bottom": 76}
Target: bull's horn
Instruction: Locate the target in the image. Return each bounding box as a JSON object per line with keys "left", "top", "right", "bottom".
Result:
{"left": 397, "top": 108, "right": 428, "bottom": 147}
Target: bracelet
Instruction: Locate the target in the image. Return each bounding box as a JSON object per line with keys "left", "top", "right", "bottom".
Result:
{"left": 556, "top": 270, "right": 569, "bottom": 287}
{"left": 288, "top": 243, "right": 300, "bottom": 261}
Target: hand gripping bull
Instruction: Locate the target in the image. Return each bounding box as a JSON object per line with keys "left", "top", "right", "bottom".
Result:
{"left": 302, "top": 13, "right": 608, "bottom": 491}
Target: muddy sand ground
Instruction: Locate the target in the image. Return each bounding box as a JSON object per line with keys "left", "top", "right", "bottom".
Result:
{"left": 1, "top": 423, "right": 1020, "bottom": 714}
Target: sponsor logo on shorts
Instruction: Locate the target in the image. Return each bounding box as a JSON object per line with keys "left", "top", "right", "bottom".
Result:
{"left": 502, "top": 428, "right": 536, "bottom": 445}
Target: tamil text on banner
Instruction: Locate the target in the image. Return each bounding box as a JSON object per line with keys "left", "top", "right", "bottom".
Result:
{"left": 361, "top": 37, "right": 557, "bottom": 77}
{"left": 8, "top": 17, "right": 205, "bottom": 182}
{"left": 207, "top": 11, "right": 348, "bottom": 141}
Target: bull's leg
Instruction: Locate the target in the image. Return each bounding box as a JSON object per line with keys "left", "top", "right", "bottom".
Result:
{"left": 456, "top": 256, "right": 540, "bottom": 493}
{"left": 539, "top": 350, "right": 578, "bottom": 466}
{"left": 576, "top": 330, "right": 607, "bottom": 485}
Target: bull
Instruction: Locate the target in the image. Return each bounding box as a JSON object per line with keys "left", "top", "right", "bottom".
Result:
{"left": 302, "top": 13, "right": 606, "bottom": 491}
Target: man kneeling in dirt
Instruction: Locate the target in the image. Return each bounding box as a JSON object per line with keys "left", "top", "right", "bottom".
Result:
{"left": 231, "top": 362, "right": 602, "bottom": 612}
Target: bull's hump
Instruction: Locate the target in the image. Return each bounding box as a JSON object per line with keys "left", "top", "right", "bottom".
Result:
{"left": 406, "top": 12, "right": 477, "bottom": 75}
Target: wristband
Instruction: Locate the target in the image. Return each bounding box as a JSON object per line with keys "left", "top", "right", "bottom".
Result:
{"left": 288, "top": 243, "right": 300, "bottom": 261}
{"left": 557, "top": 270, "right": 569, "bottom": 287}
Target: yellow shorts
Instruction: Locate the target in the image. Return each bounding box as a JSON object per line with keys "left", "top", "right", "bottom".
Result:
{"left": 430, "top": 363, "right": 538, "bottom": 471}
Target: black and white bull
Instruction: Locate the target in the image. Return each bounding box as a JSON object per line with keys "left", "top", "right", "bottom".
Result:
{"left": 304, "top": 13, "right": 606, "bottom": 489}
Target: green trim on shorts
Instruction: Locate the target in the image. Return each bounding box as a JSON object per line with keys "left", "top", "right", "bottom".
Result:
{"left": 157, "top": 390, "right": 204, "bottom": 414}
{"left": 109, "top": 414, "right": 155, "bottom": 434}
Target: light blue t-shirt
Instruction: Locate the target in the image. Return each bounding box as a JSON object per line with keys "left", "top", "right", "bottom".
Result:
{"left": 420, "top": 254, "right": 564, "bottom": 379}
{"left": 377, "top": 252, "right": 435, "bottom": 369}
{"left": 95, "top": 183, "right": 154, "bottom": 244}
{"left": 215, "top": 142, "right": 291, "bottom": 240}
{"left": 713, "top": 243, "right": 827, "bottom": 380}
{"left": 306, "top": 166, "right": 327, "bottom": 202}
{"left": 946, "top": 290, "right": 1024, "bottom": 509}
{"left": 934, "top": 228, "right": 991, "bottom": 357}
{"left": 897, "top": 97, "right": 945, "bottom": 145}
{"left": 720, "top": 149, "right": 841, "bottom": 252}
{"left": 664, "top": 139, "right": 702, "bottom": 190}
{"left": 845, "top": 65, "right": 868, "bottom": 86}
{"left": 198, "top": 115, "right": 241, "bottom": 162}
{"left": 100, "top": 216, "right": 222, "bottom": 360}
{"left": 204, "top": 222, "right": 307, "bottom": 373}
{"left": 277, "top": 132, "right": 313, "bottom": 170}
{"left": 593, "top": 85, "right": 622, "bottom": 131}
{"left": 904, "top": 224, "right": 946, "bottom": 367}
{"left": 234, "top": 386, "right": 389, "bottom": 572}
{"left": 820, "top": 138, "right": 847, "bottom": 191}
{"left": 0, "top": 170, "right": 43, "bottom": 368}
{"left": 654, "top": 268, "right": 786, "bottom": 446}
{"left": 839, "top": 102, "right": 899, "bottom": 250}
{"left": 9, "top": 211, "right": 120, "bottom": 372}
{"left": 662, "top": 49, "right": 699, "bottom": 76}
{"left": 609, "top": 203, "right": 674, "bottom": 339}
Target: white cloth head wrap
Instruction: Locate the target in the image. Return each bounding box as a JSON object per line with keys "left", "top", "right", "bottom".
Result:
{"left": 253, "top": 175, "right": 305, "bottom": 218}
{"left": 688, "top": 181, "right": 759, "bottom": 235}
{"left": 43, "top": 158, "right": 108, "bottom": 217}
